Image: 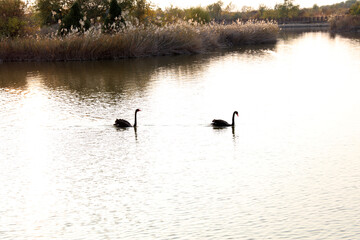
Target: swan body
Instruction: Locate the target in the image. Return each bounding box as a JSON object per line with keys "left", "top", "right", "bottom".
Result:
{"left": 114, "top": 119, "right": 132, "bottom": 127}
{"left": 212, "top": 111, "right": 238, "bottom": 127}
{"left": 212, "top": 119, "right": 232, "bottom": 126}
{"left": 114, "top": 109, "right": 141, "bottom": 127}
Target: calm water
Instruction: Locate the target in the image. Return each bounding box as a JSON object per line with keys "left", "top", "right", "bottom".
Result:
{"left": 1, "top": 32, "right": 360, "bottom": 240}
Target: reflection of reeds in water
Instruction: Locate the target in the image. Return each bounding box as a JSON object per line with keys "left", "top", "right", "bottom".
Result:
{"left": 0, "top": 21, "right": 279, "bottom": 62}
{"left": 0, "top": 55, "right": 210, "bottom": 91}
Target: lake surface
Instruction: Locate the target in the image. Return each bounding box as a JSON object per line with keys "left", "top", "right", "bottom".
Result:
{"left": 1, "top": 31, "right": 360, "bottom": 240}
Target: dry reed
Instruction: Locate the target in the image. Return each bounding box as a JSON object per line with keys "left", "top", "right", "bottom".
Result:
{"left": 329, "top": 15, "right": 360, "bottom": 32}
{"left": 0, "top": 21, "right": 279, "bottom": 62}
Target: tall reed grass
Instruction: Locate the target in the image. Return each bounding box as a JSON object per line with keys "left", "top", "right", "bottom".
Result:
{"left": 329, "top": 15, "right": 360, "bottom": 32}
{"left": 0, "top": 21, "right": 279, "bottom": 62}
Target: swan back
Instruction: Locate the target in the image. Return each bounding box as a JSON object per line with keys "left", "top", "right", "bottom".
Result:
{"left": 114, "top": 119, "right": 132, "bottom": 127}
{"left": 212, "top": 119, "right": 231, "bottom": 127}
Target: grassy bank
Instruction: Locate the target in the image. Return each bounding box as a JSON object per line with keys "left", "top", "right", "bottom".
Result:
{"left": 0, "top": 21, "right": 278, "bottom": 62}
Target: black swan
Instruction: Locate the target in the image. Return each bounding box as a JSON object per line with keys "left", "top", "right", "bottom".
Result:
{"left": 212, "top": 111, "right": 238, "bottom": 127}
{"left": 114, "top": 109, "right": 141, "bottom": 127}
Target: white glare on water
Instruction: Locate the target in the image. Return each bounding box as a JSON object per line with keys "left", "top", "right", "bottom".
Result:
{"left": 1, "top": 32, "right": 360, "bottom": 239}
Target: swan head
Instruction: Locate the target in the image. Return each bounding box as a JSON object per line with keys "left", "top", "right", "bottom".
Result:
{"left": 135, "top": 109, "right": 141, "bottom": 113}
{"left": 234, "top": 111, "right": 238, "bottom": 116}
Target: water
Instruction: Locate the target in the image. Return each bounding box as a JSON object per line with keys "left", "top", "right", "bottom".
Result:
{"left": 1, "top": 31, "right": 360, "bottom": 239}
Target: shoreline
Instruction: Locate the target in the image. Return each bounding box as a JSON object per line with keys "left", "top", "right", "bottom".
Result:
{"left": 279, "top": 23, "right": 330, "bottom": 29}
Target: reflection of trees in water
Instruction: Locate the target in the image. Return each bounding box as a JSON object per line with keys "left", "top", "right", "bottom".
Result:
{"left": 0, "top": 63, "right": 28, "bottom": 89}
{"left": 0, "top": 45, "right": 276, "bottom": 93}
{"left": 0, "top": 55, "right": 211, "bottom": 93}
{"left": 39, "top": 60, "right": 153, "bottom": 94}
{"left": 39, "top": 56, "right": 214, "bottom": 97}
{"left": 329, "top": 32, "right": 360, "bottom": 40}
{"left": 278, "top": 29, "right": 330, "bottom": 41}
{"left": 278, "top": 29, "right": 360, "bottom": 43}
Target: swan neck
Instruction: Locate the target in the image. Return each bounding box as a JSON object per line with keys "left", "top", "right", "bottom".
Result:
{"left": 134, "top": 111, "right": 138, "bottom": 127}
{"left": 232, "top": 112, "right": 236, "bottom": 126}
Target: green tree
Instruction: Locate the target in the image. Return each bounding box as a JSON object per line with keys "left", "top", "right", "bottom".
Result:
{"left": 58, "top": 1, "right": 90, "bottom": 35}
{"left": 36, "top": 0, "right": 110, "bottom": 26}
{"left": 312, "top": 4, "right": 319, "bottom": 11}
{"left": 241, "top": 6, "right": 254, "bottom": 19}
{"left": 257, "top": 4, "right": 268, "bottom": 19}
{"left": 207, "top": 1, "right": 223, "bottom": 20}
{"left": 0, "top": 0, "right": 27, "bottom": 37}
{"left": 275, "top": 0, "right": 300, "bottom": 18}
{"left": 103, "top": 0, "right": 125, "bottom": 32}
{"left": 81, "top": 0, "right": 109, "bottom": 22}
{"left": 132, "top": 0, "right": 151, "bottom": 24}
{"left": 349, "top": 1, "right": 360, "bottom": 15}
{"left": 162, "top": 6, "right": 185, "bottom": 23}
{"left": 35, "top": 0, "right": 62, "bottom": 26}
{"left": 185, "top": 6, "right": 210, "bottom": 23}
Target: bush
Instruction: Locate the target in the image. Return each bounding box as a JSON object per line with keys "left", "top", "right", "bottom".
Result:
{"left": 58, "top": 1, "right": 90, "bottom": 35}
{"left": 0, "top": 0, "right": 27, "bottom": 37}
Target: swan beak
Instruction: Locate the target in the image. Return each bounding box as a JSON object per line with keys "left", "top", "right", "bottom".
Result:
{"left": 236, "top": 113, "right": 238, "bottom": 116}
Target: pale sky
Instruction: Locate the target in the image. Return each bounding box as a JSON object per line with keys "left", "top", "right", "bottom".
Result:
{"left": 150, "top": 0, "right": 343, "bottom": 10}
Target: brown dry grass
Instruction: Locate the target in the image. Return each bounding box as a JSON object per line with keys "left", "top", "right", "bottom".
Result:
{"left": 0, "top": 21, "right": 279, "bottom": 62}
{"left": 329, "top": 15, "right": 360, "bottom": 32}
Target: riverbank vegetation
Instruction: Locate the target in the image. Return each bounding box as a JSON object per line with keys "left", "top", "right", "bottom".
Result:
{"left": 0, "top": 20, "right": 278, "bottom": 61}
{"left": 0, "top": 0, "right": 280, "bottom": 62}
{"left": 0, "top": 0, "right": 359, "bottom": 61}
{"left": 1, "top": 0, "right": 359, "bottom": 38}
{"left": 242, "top": 0, "right": 359, "bottom": 21}
{"left": 330, "top": 1, "right": 360, "bottom": 32}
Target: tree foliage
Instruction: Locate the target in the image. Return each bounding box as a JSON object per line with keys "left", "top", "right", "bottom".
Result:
{"left": 350, "top": 1, "right": 360, "bottom": 15}
{"left": 6, "top": 0, "right": 359, "bottom": 37}
{"left": 36, "top": 0, "right": 62, "bottom": 26}
{"left": 185, "top": 7, "right": 210, "bottom": 23}
{"left": 161, "top": 6, "right": 185, "bottom": 24}
{"left": 207, "top": 1, "right": 223, "bottom": 20}
{"left": 0, "top": 0, "right": 27, "bottom": 37}
{"left": 274, "top": 0, "right": 299, "bottom": 18}
{"left": 36, "top": 0, "right": 109, "bottom": 26}
{"left": 58, "top": 1, "right": 90, "bottom": 34}
{"left": 132, "top": 0, "right": 151, "bottom": 24}
{"left": 103, "top": 0, "right": 125, "bottom": 32}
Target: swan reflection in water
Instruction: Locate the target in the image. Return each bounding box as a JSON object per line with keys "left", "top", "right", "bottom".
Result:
{"left": 212, "top": 111, "right": 238, "bottom": 139}
{"left": 114, "top": 109, "right": 239, "bottom": 139}
{"left": 114, "top": 109, "right": 141, "bottom": 141}
{"left": 134, "top": 126, "right": 138, "bottom": 141}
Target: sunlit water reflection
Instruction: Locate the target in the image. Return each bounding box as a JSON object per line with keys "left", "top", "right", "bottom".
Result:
{"left": 1, "top": 32, "right": 360, "bottom": 239}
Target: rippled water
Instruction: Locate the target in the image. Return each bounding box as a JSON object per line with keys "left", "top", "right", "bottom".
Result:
{"left": 1, "top": 32, "right": 360, "bottom": 239}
